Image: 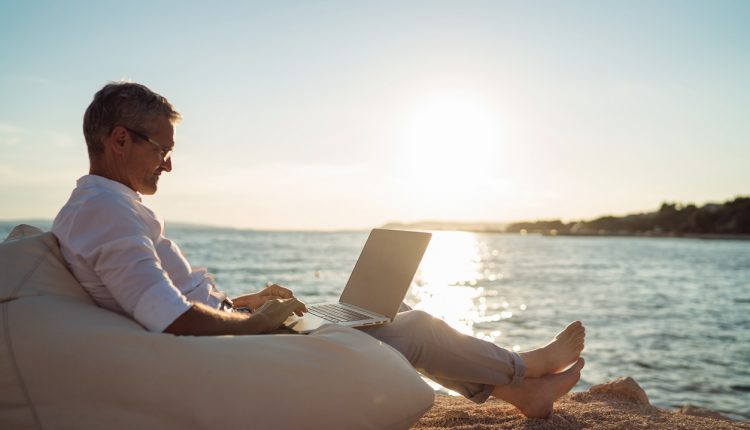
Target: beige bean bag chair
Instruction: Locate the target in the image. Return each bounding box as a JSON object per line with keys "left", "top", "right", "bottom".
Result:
{"left": 0, "top": 225, "right": 434, "bottom": 430}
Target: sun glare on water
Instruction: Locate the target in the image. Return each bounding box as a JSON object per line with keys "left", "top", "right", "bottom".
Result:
{"left": 408, "top": 231, "right": 504, "bottom": 337}
{"left": 408, "top": 231, "right": 511, "bottom": 396}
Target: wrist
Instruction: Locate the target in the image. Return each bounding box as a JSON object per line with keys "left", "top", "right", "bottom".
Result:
{"left": 246, "top": 313, "right": 272, "bottom": 334}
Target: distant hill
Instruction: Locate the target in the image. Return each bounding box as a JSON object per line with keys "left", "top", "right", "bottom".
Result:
{"left": 6, "top": 196, "right": 749, "bottom": 238}
{"left": 383, "top": 197, "right": 750, "bottom": 238}
{"left": 381, "top": 220, "right": 507, "bottom": 232}
{"left": 505, "top": 196, "right": 750, "bottom": 238}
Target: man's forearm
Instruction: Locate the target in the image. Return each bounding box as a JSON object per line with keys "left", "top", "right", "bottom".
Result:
{"left": 163, "top": 303, "right": 271, "bottom": 336}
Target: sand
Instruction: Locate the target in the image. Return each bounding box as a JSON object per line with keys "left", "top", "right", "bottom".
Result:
{"left": 410, "top": 378, "right": 749, "bottom": 430}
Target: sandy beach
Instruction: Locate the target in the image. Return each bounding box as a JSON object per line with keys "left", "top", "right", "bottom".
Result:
{"left": 411, "top": 377, "right": 750, "bottom": 430}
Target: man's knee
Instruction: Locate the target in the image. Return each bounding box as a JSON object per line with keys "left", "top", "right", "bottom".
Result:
{"left": 397, "top": 310, "right": 443, "bottom": 336}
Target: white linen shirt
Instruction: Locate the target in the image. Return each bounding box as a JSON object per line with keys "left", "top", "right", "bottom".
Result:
{"left": 53, "top": 175, "right": 227, "bottom": 332}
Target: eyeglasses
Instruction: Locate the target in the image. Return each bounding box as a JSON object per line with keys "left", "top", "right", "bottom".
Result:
{"left": 124, "top": 127, "right": 174, "bottom": 161}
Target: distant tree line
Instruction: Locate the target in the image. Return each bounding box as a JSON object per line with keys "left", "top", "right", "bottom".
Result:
{"left": 505, "top": 196, "right": 750, "bottom": 237}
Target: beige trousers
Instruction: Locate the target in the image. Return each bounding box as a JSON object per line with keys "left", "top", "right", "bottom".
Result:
{"left": 360, "top": 308, "right": 526, "bottom": 403}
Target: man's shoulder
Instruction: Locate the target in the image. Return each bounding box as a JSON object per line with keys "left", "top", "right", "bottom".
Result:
{"left": 56, "top": 187, "right": 140, "bottom": 225}
{"left": 54, "top": 185, "right": 158, "bottom": 245}
{"left": 85, "top": 187, "right": 141, "bottom": 212}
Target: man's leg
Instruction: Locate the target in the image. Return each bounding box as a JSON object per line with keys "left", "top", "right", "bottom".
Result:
{"left": 360, "top": 310, "right": 527, "bottom": 403}
{"left": 360, "top": 310, "right": 585, "bottom": 416}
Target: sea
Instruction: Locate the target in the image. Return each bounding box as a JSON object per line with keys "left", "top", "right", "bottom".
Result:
{"left": 3, "top": 220, "right": 749, "bottom": 420}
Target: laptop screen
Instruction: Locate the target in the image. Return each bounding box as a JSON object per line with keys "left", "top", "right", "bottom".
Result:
{"left": 339, "top": 229, "right": 431, "bottom": 320}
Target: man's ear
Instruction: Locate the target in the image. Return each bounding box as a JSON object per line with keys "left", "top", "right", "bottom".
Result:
{"left": 108, "top": 126, "right": 129, "bottom": 156}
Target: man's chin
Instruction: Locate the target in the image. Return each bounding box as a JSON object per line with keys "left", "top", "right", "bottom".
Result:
{"left": 142, "top": 176, "right": 160, "bottom": 195}
{"left": 140, "top": 182, "right": 158, "bottom": 195}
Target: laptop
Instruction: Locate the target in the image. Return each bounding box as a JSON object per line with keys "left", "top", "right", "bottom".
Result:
{"left": 284, "top": 228, "right": 432, "bottom": 334}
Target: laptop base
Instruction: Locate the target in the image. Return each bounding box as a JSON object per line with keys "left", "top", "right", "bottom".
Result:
{"left": 284, "top": 313, "right": 388, "bottom": 334}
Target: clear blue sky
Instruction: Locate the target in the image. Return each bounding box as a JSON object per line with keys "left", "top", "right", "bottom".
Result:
{"left": 1, "top": 0, "right": 748, "bottom": 229}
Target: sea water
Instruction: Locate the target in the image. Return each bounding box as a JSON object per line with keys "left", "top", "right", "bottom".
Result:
{"left": 3, "top": 222, "right": 749, "bottom": 419}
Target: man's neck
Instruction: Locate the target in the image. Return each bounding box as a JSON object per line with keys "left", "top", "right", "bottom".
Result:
{"left": 89, "top": 162, "right": 134, "bottom": 192}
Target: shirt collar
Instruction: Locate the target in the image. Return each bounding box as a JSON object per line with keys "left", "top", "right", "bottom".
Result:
{"left": 77, "top": 175, "right": 142, "bottom": 202}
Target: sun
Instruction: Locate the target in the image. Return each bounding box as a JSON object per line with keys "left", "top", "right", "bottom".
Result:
{"left": 397, "top": 93, "right": 503, "bottom": 197}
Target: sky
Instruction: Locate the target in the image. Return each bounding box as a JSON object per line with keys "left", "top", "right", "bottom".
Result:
{"left": 1, "top": 0, "right": 748, "bottom": 230}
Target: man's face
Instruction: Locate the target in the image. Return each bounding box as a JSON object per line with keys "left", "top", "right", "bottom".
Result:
{"left": 122, "top": 116, "right": 175, "bottom": 195}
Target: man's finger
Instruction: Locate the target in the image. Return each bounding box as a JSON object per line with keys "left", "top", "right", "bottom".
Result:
{"left": 264, "top": 284, "right": 293, "bottom": 298}
{"left": 274, "top": 285, "right": 294, "bottom": 298}
{"left": 295, "top": 300, "right": 307, "bottom": 316}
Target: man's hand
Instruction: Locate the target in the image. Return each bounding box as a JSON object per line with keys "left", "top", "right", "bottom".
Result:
{"left": 164, "top": 297, "right": 307, "bottom": 336}
{"left": 252, "top": 297, "right": 308, "bottom": 332}
{"left": 164, "top": 284, "right": 308, "bottom": 336}
{"left": 232, "top": 284, "right": 301, "bottom": 312}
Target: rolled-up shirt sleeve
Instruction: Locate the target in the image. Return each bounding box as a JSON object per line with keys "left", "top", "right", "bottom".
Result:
{"left": 64, "top": 194, "right": 192, "bottom": 332}
{"left": 86, "top": 234, "right": 192, "bottom": 332}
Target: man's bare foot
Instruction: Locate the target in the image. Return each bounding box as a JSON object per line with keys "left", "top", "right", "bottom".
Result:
{"left": 492, "top": 358, "right": 584, "bottom": 419}
{"left": 519, "top": 321, "right": 585, "bottom": 378}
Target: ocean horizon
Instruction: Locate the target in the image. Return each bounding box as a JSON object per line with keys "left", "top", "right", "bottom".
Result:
{"left": 3, "top": 219, "right": 749, "bottom": 419}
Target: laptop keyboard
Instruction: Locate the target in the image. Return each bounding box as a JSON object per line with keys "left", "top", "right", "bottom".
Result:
{"left": 308, "top": 303, "right": 373, "bottom": 323}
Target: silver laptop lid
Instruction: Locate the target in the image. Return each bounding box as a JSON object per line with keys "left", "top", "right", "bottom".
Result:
{"left": 339, "top": 229, "right": 432, "bottom": 320}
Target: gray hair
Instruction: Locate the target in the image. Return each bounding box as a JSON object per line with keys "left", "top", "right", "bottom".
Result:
{"left": 83, "top": 82, "right": 181, "bottom": 158}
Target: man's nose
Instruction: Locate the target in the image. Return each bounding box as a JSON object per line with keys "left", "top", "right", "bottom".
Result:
{"left": 161, "top": 156, "right": 172, "bottom": 172}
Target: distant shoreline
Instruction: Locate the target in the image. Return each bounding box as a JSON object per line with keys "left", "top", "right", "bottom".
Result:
{"left": 386, "top": 196, "right": 750, "bottom": 239}
{"left": 4, "top": 193, "right": 749, "bottom": 240}
{"left": 385, "top": 226, "right": 750, "bottom": 241}
{"left": 3, "top": 220, "right": 749, "bottom": 241}
{"left": 548, "top": 232, "right": 750, "bottom": 241}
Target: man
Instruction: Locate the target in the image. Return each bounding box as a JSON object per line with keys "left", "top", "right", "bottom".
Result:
{"left": 53, "top": 82, "right": 586, "bottom": 418}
